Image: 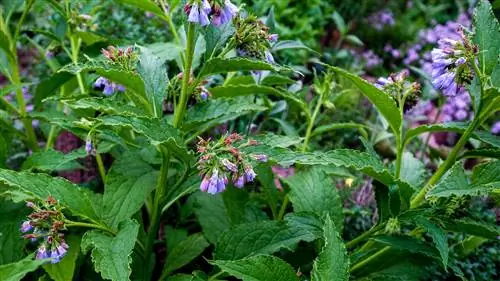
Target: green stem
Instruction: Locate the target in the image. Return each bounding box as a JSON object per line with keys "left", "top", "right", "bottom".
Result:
{"left": 302, "top": 95, "right": 323, "bottom": 152}
{"left": 350, "top": 246, "right": 391, "bottom": 274}
{"left": 144, "top": 146, "right": 171, "bottom": 278}
{"left": 411, "top": 116, "right": 479, "bottom": 208}
{"left": 70, "top": 36, "right": 86, "bottom": 94}
{"left": 345, "top": 224, "right": 384, "bottom": 248}
{"left": 65, "top": 221, "right": 116, "bottom": 235}
{"left": 276, "top": 193, "right": 289, "bottom": 221}
{"left": 173, "top": 23, "right": 196, "bottom": 127}
{"left": 12, "top": 0, "right": 35, "bottom": 48}
{"left": 95, "top": 153, "right": 107, "bottom": 182}
{"left": 11, "top": 69, "right": 39, "bottom": 151}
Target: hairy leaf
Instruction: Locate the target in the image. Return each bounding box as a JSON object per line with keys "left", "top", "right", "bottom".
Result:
{"left": 328, "top": 66, "right": 401, "bottom": 136}
{"left": 113, "top": 0, "right": 169, "bottom": 21}
{"left": 81, "top": 219, "right": 139, "bottom": 281}
{"left": 60, "top": 97, "right": 147, "bottom": 116}
{"left": 215, "top": 220, "right": 315, "bottom": 260}
{"left": 311, "top": 214, "right": 349, "bottom": 281}
{"left": 21, "top": 149, "right": 84, "bottom": 172}
{"left": 103, "top": 152, "right": 157, "bottom": 229}
{"left": 0, "top": 169, "right": 102, "bottom": 222}
{"left": 198, "top": 58, "right": 278, "bottom": 77}
{"left": 284, "top": 212, "right": 324, "bottom": 239}
{"left": 137, "top": 45, "right": 168, "bottom": 117}
{"left": 192, "top": 192, "right": 231, "bottom": 244}
{"left": 212, "top": 255, "right": 299, "bottom": 281}
{"left": 473, "top": 0, "right": 500, "bottom": 75}
{"left": 399, "top": 152, "right": 425, "bottom": 190}
{"left": 164, "top": 233, "right": 210, "bottom": 275}
{"left": 0, "top": 200, "right": 29, "bottom": 265}
{"left": 285, "top": 167, "right": 343, "bottom": 232}
{"left": 416, "top": 218, "right": 449, "bottom": 269}
{"left": 0, "top": 255, "right": 44, "bottom": 281}
{"left": 204, "top": 23, "right": 235, "bottom": 59}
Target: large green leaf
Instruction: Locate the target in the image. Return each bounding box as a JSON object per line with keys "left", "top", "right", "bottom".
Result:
{"left": 59, "top": 60, "right": 146, "bottom": 98}
{"left": 103, "top": 152, "right": 157, "bottom": 229}
{"left": 328, "top": 66, "right": 401, "bottom": 136}
{"left": 214, "top": 220, "right": 316, "bottom": 260}
{"left": 0, "top": 30, "right": 16, "bottom": 74}
{"left": 285, "top": 167, "right": 343, "bottom": 232}
{"left": 35, "top": 72, "right": 74, "bottom": 105}
{"left": 442, "top": 218, "right": 500, "bottom": 239}
{"left": 212, "top": 255, "right": 299, "bottom": 281}
{"left": 204, "top": 24, "right": 235, "bottom": 60}
{"left": 183, "top": 97, "right": 268, "bottom": 132}
{"left": 192, "top": 192, "right": 231, "bottom": 244}
{"left": 283, "top": 212, "right": 324, "bottom": 239}
{"left": 43, "top": 235, "right": 81, "bottom": 281}
{"left": 372, "top": 236, "right": 439, "bottom": 259}
{"left": 96, "top": 115, "right": 192, "bottom": 164}
{"left": 113, "top": 0, "right": 169, "bottom": 21}
{"left": 0, "top": 200, "right": 28, "bottom": 265}
{"left": 221, "top": 187, "right": 268, "bottom": 225}
{"left": 399, "top": 152, "right": 425, "bottom": 190}
{"left": 60, "top": 97, "right": 147, "bottom": 117}
{"left": 473, "top": 0, "right": 500, "bottom": 75}
{"left": 163, "top": 233, "right": 210, "bottom": 275}
{"left": 0, "top": 169, "right": 102, "bottom": 222}
{"left": 81, "top": 219, "right": 139, "bottom": 281}
{"left": 137, "top": 45, "right": 168, "bottom": 117}
{"left": 0, "top": 255, "right": 44, "bottom": 281}
{"left": 405, "top": 122, "right": 500, "bottom": 148}
{"left": 198, "top": 58, "right": 277, "bottom": 77}
{"left": 311, "top": 122, "right": 369, "bottom": 137}
{"left": 209, "top": 84, "right": 309, "bottom": 117}
{"left": 416, "top": 218, "right": 449, "bottom": 269}
{"left": 21, "top": 149, "right": 84, "bottom": 172}
{"left": 311, "top": 214, "right": 349, "bottom": 281}
{"left": 429, "top": 161, "right": 499, "bottom": 198}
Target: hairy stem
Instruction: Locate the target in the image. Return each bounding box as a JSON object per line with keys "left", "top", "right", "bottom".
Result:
{"left": 173, "top": 23, "right": 196, "bottom": 127}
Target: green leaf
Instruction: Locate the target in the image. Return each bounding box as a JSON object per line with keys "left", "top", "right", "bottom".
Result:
{"left": 460, "top": 148, "right": 500, "bottom": 159}
{"left": 284, "top": 212, "right": 324, "bottom": 239}
{"left": 96, "top": 115, "right": 192, "bottom": 164}
{"left": 373, "top": 181, "right": 391, "bottom": 222}
{"left": 192, "top": 192, "right": 231, "bottom": 244}
{"left": 311, "top": 214, "right": 349, "bottom": 281}
{"left": 405, "top": 122, "right": 500, "bottom": 148}
{"left": 164, "top": 233, "right": 210, "bottom": 275}
{"left": 21, "top": 149, "right": 84, "bottom": 172}
{"left": 212, "top": 255, "right": 299, "bottom": 281}
{"left": 81, "top": 219, "right": 139, "bottom": 281}
{"left": 311, "top": 122, "right": 369, "bottom": 137}
{"left": 183, "top": 97, "right": 268, "bottom": 132}
{"left": 272, "top": 40, "right": 314, "bottom": 52}
{"left": 285, "top": 167, "right": 343, "bottom": 232}
{"left": 59, "top": 60, "right": 146, "bottom": 98}
{"left": 222, "top": 187, "right": 268, "bottom": 225}
{"left": 165, "top": 227, "right": 188, "bottom": 252}
{"left": 261, "top": 75, "right": 295, "bottom": 86}
{"left": 327, "top": 66, "right": 401, "bottom": 136}
{"left": 198, "top": 58, "right": 277, "bottom": 77}
{"left": 74, "top": 31, "right": 108, "bottom": 46}
{"left": 442, "top": 218, "right": 500, "bottom": 239}
{"left": 265, "top": 6, "right": 276, "bottom": 32}
{"left": 0, "top": 255, "right": 44, "bottom": 281}
{"left": 399, "top": 152, "right": 425, "bottom": 190}
{"left": 35, "top": 72, "right": 75, "bottom": 105}
{"left": 332, "top": 11, "right": 347, "bottom": 34}
{"left": 252, "top": 133, "right": 302, "bottom": 148}
{"left": 345, "top": 35, "right": 364, "bottom": 46}
{"left": 204, "top": 23, "right": 235, "bottom": 60}
{"left": 0, "top": 169, "right": 102, "bottom": 222}
{"left": 0, "top": 30, "right": 16, "bottom": 73}
{"left": 416, "top": 218, "right": 449, "bottom": 269}
{"left": 60, "top": 97, "right": 147, "bottom": 116}
{"left": 146, "top": 42, "right": 182, "bottom": 63}
{"left": 43, "top": 235, "right": 81, "bottom": 281}
{"left": 0, "top": 200, "right": 28, "bottom": 265}
{"left": 429, "top": 161, "right": 499, "bottom": 198}
{"left": 209, "top": 84, "right": 309, "bottom": 117}
{"left": 114, "top": 0, "right": 169, "bottom": 21}
{"left": 137, "top": 45, "right": 168, "bottom": 117}
{"left": 473, "top": 0, "right": 500, "bottom": 75}
{"left": 372, "top": 236, "right": 439, "bottom": 259}
{"left": 215, "top": 220, "right": 315, "bottom": 260}
{"left": 103, "top": 152, "right": 157, "bottom": 229}
{"left": 255, "top": 164, "right": 279, "bottom": 218}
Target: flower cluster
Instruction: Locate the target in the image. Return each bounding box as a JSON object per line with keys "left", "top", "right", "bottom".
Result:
{"left": 375, "top": 69, "right": 421, "bottom": 112}
{"left": 196, "top": 133, "right": 267, "bottom": 194}
{"left": 101, "top": 45, "right": 137, "bottom": 71}
{"left": 21, "top": 197, "right": 69, "bottom": 263}
{"left": 185, "top": 0, "right": 238, "bottom": 27}
{"left": 431, "top": 35, "right": 474, "bottom": 97}
{"left": 233, "top": 15, "right": 276, "bottom": 62}
{"left": 94, "top": 77, "right": 125, "bottom": 96}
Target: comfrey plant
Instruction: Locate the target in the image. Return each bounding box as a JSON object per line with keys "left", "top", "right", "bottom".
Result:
{"left": 0, "top": 1, "right": 498, "bottom": 281}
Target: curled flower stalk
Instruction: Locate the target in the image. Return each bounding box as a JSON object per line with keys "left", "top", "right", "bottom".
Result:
{"left": 196, "top": 133, "right": 266, "bottom": 194}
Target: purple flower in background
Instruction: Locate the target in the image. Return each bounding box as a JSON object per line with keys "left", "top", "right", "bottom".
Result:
{"left": 384, "top": 44, "right": 401, "bottom": 58}
{"left": 268, "top": 34, "right": 279, "bottom": 43}
{"left": 367, "top": 9, "right": 395, "bottom": 30}
{"left": 492, "top": 122, "right": 500, "bottom": 135}
{"left": 362, "top": 50, "right": 382, "bottom": 69}
{"left": 265, "top": 51, "right": 275, "bottom": 64}
{"left": 212, "top": 0, "right": 238, "bottom": 26}
{"left": 20, "top": 221, "right": 32, "bottom": 233}
{"left": 187, "top": 1, "right": 211, "bottom": 26}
